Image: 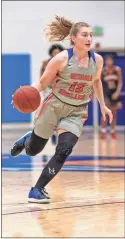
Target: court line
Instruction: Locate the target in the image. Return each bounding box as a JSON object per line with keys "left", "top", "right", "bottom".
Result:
{"left": 2, "top": 200, "right": 124, "bottom": 216}
{"left": 2, "top": 167, "right": 125, "bottom": 172}
{"left": 2, "top": 154, "right": 125, "bottom": 160}
{"left": 2, "top": 195, "right": 124, "bottom": 206}
{"left": 2, "top": 196, "right": 124, "bottom": 206}
{"left": 17, "top": 164, "right": 125, "bottom": 169}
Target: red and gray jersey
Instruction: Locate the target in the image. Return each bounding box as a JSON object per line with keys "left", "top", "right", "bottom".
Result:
{"left": 52, "top": 48, "right": 97, "bottom": 106}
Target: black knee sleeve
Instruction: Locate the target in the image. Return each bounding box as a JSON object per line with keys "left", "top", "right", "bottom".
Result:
{"left": 55, "top": 132, "right": 78, "bottom": 163}
{"left": 55, "top": 143, "right": 72, "bottom": 163}
{"left": 25, "top": 144, "right": 38, "bottom": 156}
{"left": 25, "top": 131, "right": 48, "bottom": 156}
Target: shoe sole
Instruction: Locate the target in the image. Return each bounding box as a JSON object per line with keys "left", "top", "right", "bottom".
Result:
{"left": 28, "top": 198, "right": 51, "bottom": 204}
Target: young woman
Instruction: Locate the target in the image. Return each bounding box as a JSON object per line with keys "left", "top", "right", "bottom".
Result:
{"left": 100, "top": 55, "right": 122, "bottom": 139}
{"left": 11, "top": 16, "right": 113, "bottom": 203}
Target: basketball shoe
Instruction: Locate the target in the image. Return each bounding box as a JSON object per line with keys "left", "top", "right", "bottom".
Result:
{"left": 28, "top": 187, "right": 51, "bottom": 203}
{"left": 11, "top": 131, "right": 32, "bottom": 157}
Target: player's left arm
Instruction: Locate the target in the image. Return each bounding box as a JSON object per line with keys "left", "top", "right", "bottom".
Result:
{"left": 112, "top": 66, "right": 122, "bottom": 100}
{"left": 93, "top": 53, "right": 113, "bottom": 124}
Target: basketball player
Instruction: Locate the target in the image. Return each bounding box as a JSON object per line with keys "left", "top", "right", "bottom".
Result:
{"left": 100, "top": 55, "right": 122, "bottom": 139}
{"left": 11, "top": 16, "right": 113, "bottom": 203}
{"left": 40, "top": 44, "right": 65, "bottom": 144}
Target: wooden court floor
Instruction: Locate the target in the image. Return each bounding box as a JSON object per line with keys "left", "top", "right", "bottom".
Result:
{"left": 2, "top": 128, "right": 125, "bottom": 238}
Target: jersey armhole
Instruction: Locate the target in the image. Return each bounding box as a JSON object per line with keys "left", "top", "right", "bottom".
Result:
{"left": 67, "top": 48, "right": 73, "bottom": 61}
{"left": 67, "top": 48, "right": 96, "bottom": 63}
{"left": 89, "top": 50, "right": 96, "bottom": 63}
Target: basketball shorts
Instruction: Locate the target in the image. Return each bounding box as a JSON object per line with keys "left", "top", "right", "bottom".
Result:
{"left": 104, "top": 89, "right": 121, "bottom": 106}
{"left": 33, "top": 93, "right": 88, "bottom": 139}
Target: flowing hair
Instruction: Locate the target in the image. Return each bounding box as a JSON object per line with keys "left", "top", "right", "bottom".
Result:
{"left": 46, "top": 15, "right": 90, "bottom": 44}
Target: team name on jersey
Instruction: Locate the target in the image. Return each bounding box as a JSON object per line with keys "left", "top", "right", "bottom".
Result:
{"left": 70, "top": 73, "right": 92, "bottom": 81}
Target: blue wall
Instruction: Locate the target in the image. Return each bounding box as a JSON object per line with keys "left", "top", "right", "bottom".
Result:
{"left": 2, "top": 54, "right": 31, "bottom": 123}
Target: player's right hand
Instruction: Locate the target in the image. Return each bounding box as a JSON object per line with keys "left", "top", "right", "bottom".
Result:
{"left": 101, "top": 105, "right": 113, "bottom": 124}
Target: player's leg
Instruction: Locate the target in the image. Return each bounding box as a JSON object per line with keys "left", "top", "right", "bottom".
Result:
{"left": 110, "top": 104, "right": 117, "bottom": 139}
{"left": 11, "top": 130, "right": 49, "bottom": 157}
{"left": 100, "top": 116, "right": 107, "bottom": 139}
{"left": 110, "top": 94, "right": 122, "bottom": 139}
{"left": 100, "top": 97, "right": 110, "bottom": 139}
{"left": 28, "top": 104, "right": 87, "bottom": 203}
{"left": 28, "top": 130, "right": 78, "bottom": 203}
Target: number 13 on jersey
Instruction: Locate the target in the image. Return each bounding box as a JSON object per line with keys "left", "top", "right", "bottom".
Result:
{"left": 69, "top": 82, "right": 86, "bottom": 93}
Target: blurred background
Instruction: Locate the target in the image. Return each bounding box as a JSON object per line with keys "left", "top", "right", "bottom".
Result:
{"left": 1, "top": 1, "right": 125, "bottom": 238}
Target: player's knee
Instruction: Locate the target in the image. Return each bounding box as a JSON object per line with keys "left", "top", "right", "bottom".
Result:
{"left": 25, "top": 145, "right": 38, "bottom": 156}
{"left": 24, "top": 133, "right": 48, "bottom": 156}
{"left": 55, "top": 142, "right": 73, "bottom": 163}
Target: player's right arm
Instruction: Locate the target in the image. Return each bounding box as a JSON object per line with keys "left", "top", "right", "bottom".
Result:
{"left": 32, "top": 51, "right": 67, "bottom": 92}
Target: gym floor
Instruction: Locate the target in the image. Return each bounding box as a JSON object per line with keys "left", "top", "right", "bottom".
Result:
{"left": 2, "top": 126, "right": 125, "bottom": 237}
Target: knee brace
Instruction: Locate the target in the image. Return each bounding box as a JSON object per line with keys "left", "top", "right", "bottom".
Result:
{"left": 55, "top": 132, "right": 78, "bottom": 163}
{"left": 55, "top": 142, "right": 73, "bottom": 163}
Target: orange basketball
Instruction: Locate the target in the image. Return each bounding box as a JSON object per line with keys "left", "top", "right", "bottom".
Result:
{"left": 12, "top": 86, "right": 41, "bottom": 113}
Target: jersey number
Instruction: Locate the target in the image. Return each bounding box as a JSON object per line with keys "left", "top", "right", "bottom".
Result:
{"left": 69, "top": 82, "right": 85, "bottom": 93}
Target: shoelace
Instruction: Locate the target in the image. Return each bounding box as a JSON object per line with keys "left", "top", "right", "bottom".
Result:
{"left": 42, "top": 188, "right": 48, "bottom": 196}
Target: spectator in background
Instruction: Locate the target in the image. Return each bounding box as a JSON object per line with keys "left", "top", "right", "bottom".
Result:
{"left": 40, "top": 44, "right": 65, "bottom": 96}
{"left": 100, "top": 55, "right": 123, "bottom": 139}
{"left": 94, "top": 42, "right": 101, "bottom": 53}
{"left": 40, "top": 44, "right": 65, "bottom": 144}
{"left": 40, "top": 44, "right": 65, "bottom": 77}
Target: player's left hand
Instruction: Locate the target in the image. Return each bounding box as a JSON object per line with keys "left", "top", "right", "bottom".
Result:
{"left": 112, "top": 91, "right": 119, "bottom": 100}
{"left": 101, "top": 105, "right": 113, "bottom": 124}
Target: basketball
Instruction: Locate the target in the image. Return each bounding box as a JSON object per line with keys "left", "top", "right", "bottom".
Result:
{"left": 12, "top": 85, "right": 41, "bottom": 113}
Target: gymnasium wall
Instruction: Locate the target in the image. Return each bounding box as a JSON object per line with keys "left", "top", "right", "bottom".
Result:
{"left": 2, "top": 1, "right": 124, "bottom": 124}
{"left": 2, "top": 54, "right": 31, "bottom": 123}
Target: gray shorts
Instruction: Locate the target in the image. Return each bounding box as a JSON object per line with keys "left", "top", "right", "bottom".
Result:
{"left": 33, "top": 93, "right": 88, "bottom": 139}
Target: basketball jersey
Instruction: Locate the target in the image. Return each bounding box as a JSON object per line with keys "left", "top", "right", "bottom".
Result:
{"left": 102, "top": 66, "right": 119, "bottom": 95}
{"left": 52, "top": 48, "right": 97, "bottom": 106}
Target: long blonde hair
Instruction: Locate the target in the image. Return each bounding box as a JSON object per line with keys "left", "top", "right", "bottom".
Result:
{"left": 46, "top": 15, "right": 90, "bottom": 44}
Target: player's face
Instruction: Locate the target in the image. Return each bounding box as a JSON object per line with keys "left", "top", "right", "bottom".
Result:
{"left": 72, "top": 27, "right": 93, "bottom": 50}
{"left": 51, "top": 49, "right": 61, "bottom": 57}
{"left": 105, "top": 58, "right": 114, "bottom": 66}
